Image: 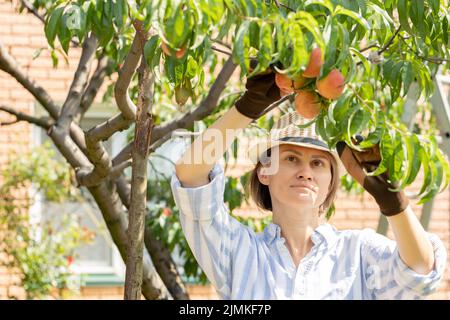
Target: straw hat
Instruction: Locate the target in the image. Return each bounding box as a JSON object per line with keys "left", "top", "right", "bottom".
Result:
{"left": 247, "top": 112, "right": 346, "bottom": 177}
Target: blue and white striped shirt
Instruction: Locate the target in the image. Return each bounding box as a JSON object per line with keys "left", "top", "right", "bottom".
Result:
{"left": 170, "top": 163, "right": 447, "bottom": 299}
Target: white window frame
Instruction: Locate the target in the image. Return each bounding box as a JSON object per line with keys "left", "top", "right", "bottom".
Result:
{"left": 30, "top": 102, "right": 127, "bottom": 278}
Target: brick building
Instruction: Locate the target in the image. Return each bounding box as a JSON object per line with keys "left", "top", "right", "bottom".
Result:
{"left": 0, "top": 1, "right": 449, "bottom": 300}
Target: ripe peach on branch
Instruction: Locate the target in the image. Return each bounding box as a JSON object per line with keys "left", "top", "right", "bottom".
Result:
{"left": 316, "top": 69, "right": 345, "bottom": 100}
{"left": 161, "top": 41, "right": 187, "bottom": 59}
{"left": 275, "top": 73, "right": 295, "bottom": 93}
{"left": 302, "top": 47, "right": 324, "bottom": 78}
{"left": 294, "top": 90, "right": 323, "bottom": 119}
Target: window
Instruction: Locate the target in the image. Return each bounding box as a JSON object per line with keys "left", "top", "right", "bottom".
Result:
{"left": 32, "top": 103, "right": 127, "bottom": 284}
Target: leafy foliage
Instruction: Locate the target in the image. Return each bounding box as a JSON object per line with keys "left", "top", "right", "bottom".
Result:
{"left": 33, "top": 0, "right": 450, "bottom": 205}
{"left": 0, "top": 143, "right": 94, "bottom": 299}
{"left": 12, "top": 0, "right": 450, "bottom": 285}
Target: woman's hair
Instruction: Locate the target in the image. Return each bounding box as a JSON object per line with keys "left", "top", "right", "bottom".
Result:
{"left": 246, "top": 147, "right": 340, "bottom": 218}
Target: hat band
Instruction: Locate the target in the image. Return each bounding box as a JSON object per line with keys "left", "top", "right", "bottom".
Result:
{"left": 278, "top": 136, "right": 329, "bottom": 149}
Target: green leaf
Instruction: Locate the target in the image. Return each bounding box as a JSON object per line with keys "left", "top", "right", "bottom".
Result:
{"left": 350, "top": 47, "right": 369, "bottom": 74}
{"left": 348, "top": 107, "right": 365, "bottom": 136}
{"left": 361, "top": 127, "right": 383, "bottom": 149}
{"left": 398, "top": 0, "right": 413, "bottom": 34}
{"left": 415, "top": 0, "right": 424, "bottom": 28}
{"left": 366, "top": 128, "right": 392, "bottom": 177}
{"left": 315, "top": 112, "right": 328, "bottom": 142}
{"left": 164, "top": 1, "right": 190, "bottom": 48}
{"left": 344, "top": 105, "right": 364, "bottom": 151}
{"left": 321, "top": 16, "right": 338, "bottom": 76}
{"left": 274, "top": 21, "right": 287, "bottom": 61}
{"left": 102, "top": 0, "right": 112, "bottom": 26}
{"left": 429, "top": 0, "right": 440, "bottom": 15}
{"left": 333, "top": 5, "right": 370, "bottom": 30}
{"left": 151, "top": 47, "right": 163, "bottom": 82}
{"left": 248, "top": 21, "right": 260, "bottom": 49}
{"left": 416, "top": 144, "right": 432, "bottom": 197}
{"left": 335, "top": 22, "right": 350, "bottom": 68}
{"left": 403, "top": 134, "right": 422, "bottom": 186}
{"left": 294, "top": 11, "right": 325, "bottom": 51}
{"left": 436, "top": 148, "right": 450, "bottom": 193}
{"left": 232, "top": 20, "right": 251, "bottom": 75}
{"left": 401, "top": 61, "right": 413, "bottom": 96}
{"left": 333, "top": 91, "right": 352, "bottom": 123}
{"left": 71, "top": 4, "right": 87, "bottom": 43}
{"left": 304, "top": 0, "right": 334, "bottom": 13}
{"left": 199, "top": 0, "right": 224, "bottom": 24}
{"left": 417, "top": 159, "right": 442, "bottom": 204}
{"left": 284, "top": 23, "right": 307, "bottom": 75}
{"left": 113, "top": 0, "right": 127, "bottom": 30}
{"left": 250, "top": 21, "right": 273, "bottom": 76}
{"left": 442, "top": 16, "right": 448, "bottom": 45}
{"left": 58, "top": 12, "right": 72, "bottom": 54}
{"left": 50, "top": 50, "right": 59, "bottom": 68}
{"left": 144, "top": 35, "right": 160, "bottom": 66}
{"left": 388, "top": 132, "right": 404, "bottom": 183}
{"left": 45, "top": 6, "right": 64, "bottom": 48}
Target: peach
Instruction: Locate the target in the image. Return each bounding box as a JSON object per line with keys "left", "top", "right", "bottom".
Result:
{"left": 275, "top": 73, "right": 294, "bottom": 93}
{"left": 175, "top": 84, "right": 192, "bottom": 106}
{"left": 316, "top": 69, "right": 345, "bottom": 100}
{"left": 280, "top": 89, "right": 292, "bottom": 97}
{"left": 294, "top": 91, "right": 322, "bottom": 119}
{"left": 302, "top": 47, "right": 324, "bottom": 78}
{"left": 292, "top": 74, "right": 307, "bottom": 92}
{"left": 161, "top": 41, "right": 186, "bottom": 59}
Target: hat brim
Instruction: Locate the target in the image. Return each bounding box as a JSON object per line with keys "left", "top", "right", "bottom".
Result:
{"left": 247, "top": 139, "right": 346, "bottom": 178}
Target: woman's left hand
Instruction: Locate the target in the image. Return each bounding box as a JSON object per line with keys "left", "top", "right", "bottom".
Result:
{"left": 336, "top": 135, "right": 409, "bottom": 216}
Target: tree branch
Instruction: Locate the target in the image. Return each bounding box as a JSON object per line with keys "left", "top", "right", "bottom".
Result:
{"left": 112, "top": 56, "right": 237, "bottom": 165}
{"left": 112, "top": 130, "right": 171, "bottom": 167}
{"left": 211, "top": 45, "right": 231, "bottom": 56}
{"left": 378, "top": 26, "right": 402, "bottom": 55}
{"left": 273, "top": 0, "right": 296, "bottom": 12}
{"left": 57, "top": 34, "right": 98, "bottom": 132}
{"left": 77, "top": 55, "right": 113, "bottom": 123}
{"left": 19, "top": 0, "right": 45, "bottom": 23}
{"left": 359, "top": 43, "right": 380, "bottom": 53}
{"left": 76, "top": 31, "right": 144, "bottom": 187}
{"left": 23, "top": 103, "right": 170, "bottom": 300}
{"left": 0, "top": 105, "right": 52, "bottom": 129}
{"left": 115, "top": 175, "right": 190, "bottom": 300}
{"left": 88, "top": 181, "right": 171, "bottom": 300}
{"left": 0, "top": 119, "right": 18, "bottom": 126}
{"left": 2, "top": 8, "right": 172, "bottom": 299}
{"left": 109, "top": 160, "right": 132, "bottom": 179}
{"left": 399, "top": 36, "right": 450, "bottom": 64}
{"left": 124, "top": 22, "right": 154, "bottom": 299}
{"left": 0, "top": 41, "right": 87, "bottom": 153}
{"left": 114, "top": 36, "right": 141, "bottom": 120}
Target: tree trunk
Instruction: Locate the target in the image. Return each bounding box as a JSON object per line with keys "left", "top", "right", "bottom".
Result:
{"left": 124, "top": 45, "right": 154, "bottom": 300}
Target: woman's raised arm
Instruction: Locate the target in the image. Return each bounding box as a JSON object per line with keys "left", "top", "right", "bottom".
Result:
{"left": 175, "top": 69, "right": 281, "bottom": 188}
{"left": 175, "top": 106, "right": 252, "bottom": 188}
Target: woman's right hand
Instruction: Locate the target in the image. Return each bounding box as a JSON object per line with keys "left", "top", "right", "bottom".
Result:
{"left": 234, "top": 60, "right": 281, "bottom": 120}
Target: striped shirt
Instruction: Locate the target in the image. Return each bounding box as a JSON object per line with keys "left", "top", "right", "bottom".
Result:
{"left": 170, "top": 163, "right": 447, "bottom": 300}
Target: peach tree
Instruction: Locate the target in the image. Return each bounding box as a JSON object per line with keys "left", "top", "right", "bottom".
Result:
{"left": 0, "top": 0, "right": 449, "bottom": 299}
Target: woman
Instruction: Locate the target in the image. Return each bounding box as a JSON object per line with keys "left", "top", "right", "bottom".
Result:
{"left": 171, "top": 69, "right": 447, "bottom": 299}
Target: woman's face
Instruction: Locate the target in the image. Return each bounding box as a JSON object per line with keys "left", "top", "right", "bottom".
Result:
{"left": 258, "top": 144, "right": 333, "bottom": 212}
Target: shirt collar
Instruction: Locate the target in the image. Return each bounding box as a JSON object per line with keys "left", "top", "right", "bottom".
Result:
{"left": 263, "top": 222, "right": 337, "bottom": 247}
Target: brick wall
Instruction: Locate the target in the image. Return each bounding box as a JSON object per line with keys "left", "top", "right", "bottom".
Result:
{"left": 0, "top": 0, "right": 84, "bottom": 300}
{"left": 0, "top": 1, "right": 449, "bottom": 300}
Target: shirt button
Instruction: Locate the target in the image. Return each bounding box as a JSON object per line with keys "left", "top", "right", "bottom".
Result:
{"left": 296, "top": 278, "right": 306, "bottom": 295}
